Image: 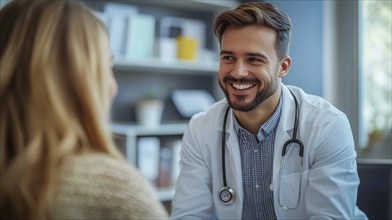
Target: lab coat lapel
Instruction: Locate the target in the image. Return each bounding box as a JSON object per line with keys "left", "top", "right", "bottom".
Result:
{"left": 226, "top": 109, "right": 243, "bottom": 198}
{"left": 217, "top": 107, "right": 244, "bottom": 218}
{"left": 273, "top": 85, "right": 296, "bottom": 180}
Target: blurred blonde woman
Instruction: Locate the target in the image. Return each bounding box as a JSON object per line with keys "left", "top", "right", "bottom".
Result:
{"left": 0, "top": 1, "right": 168, "bottom": 219}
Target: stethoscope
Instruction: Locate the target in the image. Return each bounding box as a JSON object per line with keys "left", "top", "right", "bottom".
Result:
{"left": 218, "top": 90, "right": 304, "bottom": 211}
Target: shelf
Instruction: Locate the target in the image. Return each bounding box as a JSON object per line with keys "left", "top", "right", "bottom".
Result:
{"left": 111, "top": 122, "right": 188, "bottom": 136}
{"left": 120, "top": 0, "right": 239, "bottom": 13}
{"left": 114, "top": 57, "right": 219, "bottom": 75}
{"left": 189, "top": 0, "right": 239, "bottom": 9}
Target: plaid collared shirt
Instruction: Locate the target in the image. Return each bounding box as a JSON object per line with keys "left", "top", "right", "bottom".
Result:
{"left": 233, "top": 96, "right": 282, "bottom": 220}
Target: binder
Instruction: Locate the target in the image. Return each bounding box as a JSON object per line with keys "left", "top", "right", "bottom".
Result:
{"left": 137, "top": 137, "right": 160, "bottom": 183}
{"left": 125, "top": 14, "right": 156, "bottom": 60}
{"left": 104, "top": 2, "right": 138, "bottom": 57}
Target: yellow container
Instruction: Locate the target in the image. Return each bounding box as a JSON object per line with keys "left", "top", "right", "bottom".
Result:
{"left": 177, "top": 36, "right": 198, "bottom": 61}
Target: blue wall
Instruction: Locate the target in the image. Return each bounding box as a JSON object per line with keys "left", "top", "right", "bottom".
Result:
{"left": 117, "top": 1, "right": 325, "bottom": 100}
{"left": 266, "top": 0, "right": 324, "bottom": 96}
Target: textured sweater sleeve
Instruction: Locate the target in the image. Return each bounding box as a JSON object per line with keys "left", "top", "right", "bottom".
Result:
{"left": 50, "top": 153, "right": 169, "bottom": 219}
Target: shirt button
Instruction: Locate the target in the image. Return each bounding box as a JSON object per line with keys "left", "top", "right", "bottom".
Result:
{"left": 269, "top": 184, "right": 274, "bottom": 191}
{"left": 253, "top": 149, "right": 258, "bottom": 153}
{"left": 255, "top": 184, "right": 260, "bottom": 189}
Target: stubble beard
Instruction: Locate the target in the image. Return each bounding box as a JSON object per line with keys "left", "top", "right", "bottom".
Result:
{"left": 219, "top": 75, "right": 279, "bottom": 112}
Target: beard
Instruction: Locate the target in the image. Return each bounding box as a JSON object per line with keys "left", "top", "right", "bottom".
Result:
{"left": 219, "top": 75, "right": 279, "bottom": 112}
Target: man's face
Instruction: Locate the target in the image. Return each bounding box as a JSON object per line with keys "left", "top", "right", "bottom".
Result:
{"left": 218, "top": 25, "right": 283, "bottom": 112}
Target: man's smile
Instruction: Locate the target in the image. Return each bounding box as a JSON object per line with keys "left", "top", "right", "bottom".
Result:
{"left": 232, "top": 83, "right": 256, "bottom": 90}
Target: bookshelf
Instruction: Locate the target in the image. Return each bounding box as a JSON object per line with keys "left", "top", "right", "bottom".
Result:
{"left": 114, "top": 57, "right": 219, "bottom": 75}
{"left": 112, "top": 122, "right": 186, "bottom": 203}
{"left": 112, "top": 123, "right": 187, "bottom": 163}
{"left": 84, "top": 0, "right": 240, "bottom": 209}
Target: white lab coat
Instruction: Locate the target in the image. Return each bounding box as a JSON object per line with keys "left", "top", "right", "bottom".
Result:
{"left": 171, "top": 84, "right": 367, "bottom": 220}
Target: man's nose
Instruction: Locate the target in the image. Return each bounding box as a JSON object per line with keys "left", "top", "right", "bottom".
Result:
{"left": 231, "top": 60, "right": 248, "bottom": 78}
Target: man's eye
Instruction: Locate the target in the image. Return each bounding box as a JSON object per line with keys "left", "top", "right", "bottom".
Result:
{"left": 248, "top": 57, "right": 262, "bottom": 64}
{"left": 222, "top": 56, "right": 234, "bottom": 61}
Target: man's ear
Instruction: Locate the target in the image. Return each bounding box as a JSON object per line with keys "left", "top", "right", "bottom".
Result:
{"left": 278, "top": 56, "right": 292, "bottom": 78}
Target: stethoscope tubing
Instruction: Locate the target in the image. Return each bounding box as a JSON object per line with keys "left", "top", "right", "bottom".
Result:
{"left": 221, "top": 106, "right": 230, "bottom": 187}
{"left": 219, "top": 89, "right": 304, "bottom": 208}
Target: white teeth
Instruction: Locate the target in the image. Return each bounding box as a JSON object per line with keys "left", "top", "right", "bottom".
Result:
{"left": 232, "top": 83, "right": 253, "bottom": 90}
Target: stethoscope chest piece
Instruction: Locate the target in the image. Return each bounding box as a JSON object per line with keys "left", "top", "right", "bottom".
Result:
{"left": 218, "top": 89, "right": 303, "bottom": 208}
{"left": 218, "top": 186, "right": 236, "bottom": 205}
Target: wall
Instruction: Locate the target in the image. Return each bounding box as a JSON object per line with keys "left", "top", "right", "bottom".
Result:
{"left": 241, "top": 0, "right": 324, "bottom": 96}
{"left": 265, "top": 0, "right": 324, "bottom": 96}
{"left": 323, "top": 0, "right": 360, "bottom": 145}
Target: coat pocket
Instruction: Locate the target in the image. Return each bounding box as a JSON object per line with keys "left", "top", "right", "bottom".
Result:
{"left": 278, "top": 169, "right": 310, "bottom": 209}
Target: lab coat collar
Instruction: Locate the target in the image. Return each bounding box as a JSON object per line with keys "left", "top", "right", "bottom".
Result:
{"left": 217, "top": 83, "right": 301, "bottom": 175}
{"left": 277, "top": 84, "right": 296, "bottom": 136}
{"left": 215, "top": 83, "right": 295, "bottom": 135}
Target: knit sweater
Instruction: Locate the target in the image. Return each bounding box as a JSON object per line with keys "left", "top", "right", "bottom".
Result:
{"left": 49, "top": 153, "right": 169, "bottom": 219}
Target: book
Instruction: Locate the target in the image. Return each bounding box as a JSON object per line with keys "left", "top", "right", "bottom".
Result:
{"left": 104, "top": 2, "right": 138, "bottom": 58}
{"left": 158, "top": 146, "right": 172, "bottom": 188}
{"left": 125, "top": 14, "right": 156, "bottom": 60}
{"left": 137, "top": 137, "right": 160, "bottom": 183}
{"left": 171, "top": 140, "right": 182, "bottom": 185}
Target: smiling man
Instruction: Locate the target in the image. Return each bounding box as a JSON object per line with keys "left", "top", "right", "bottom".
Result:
{"left": 171, "top": 2, "right": 367, "bottom": 219}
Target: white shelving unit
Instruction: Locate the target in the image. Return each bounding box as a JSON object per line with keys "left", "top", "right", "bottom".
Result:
{"left": 114, "top": 57, "right": 219, "bottom": 75}
{"left": 90, "top": 0, "right": 241, "bottom": 205}
{"left": 112, "top": 123, "right": 187, "bottom": 201}
{"left": 127, "top": 0, "right": 238, "bottom": 13}
{"left": 112, "top": 123, "right": 187, "bottom": 163}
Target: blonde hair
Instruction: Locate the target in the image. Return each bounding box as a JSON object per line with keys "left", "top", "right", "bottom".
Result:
{"left": 0, "top": 1, "right": 123, "bottom": 219}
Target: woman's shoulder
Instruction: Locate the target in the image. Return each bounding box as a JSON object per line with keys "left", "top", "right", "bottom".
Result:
{"left": 50, "top": 153, "right": 168, "bottom": 219}
{"left": 61, "top": 153, "right": 140, "bottom": 181}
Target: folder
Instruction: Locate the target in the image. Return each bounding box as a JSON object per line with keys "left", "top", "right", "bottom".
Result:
{"left": 125, "top": 14, "right": 156, "bottom": 60}
{"left": 137, "top": 137, "right": 160, "bottom": 183}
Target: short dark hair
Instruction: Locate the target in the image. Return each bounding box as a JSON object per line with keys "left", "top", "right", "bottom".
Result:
{"left": 213, "top": 2, "right": 292, "bottom": 59}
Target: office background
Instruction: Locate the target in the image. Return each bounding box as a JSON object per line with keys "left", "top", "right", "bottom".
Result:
{"left": 0, "top": 0, "right": 390, "bottom": 219}
{"left": 94, "top": 1, "right": 392, "bottom": 219}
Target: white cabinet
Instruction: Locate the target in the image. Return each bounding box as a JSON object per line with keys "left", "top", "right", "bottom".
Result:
{"left": 112, "top": 123, "right": 187, "bottom": 164}
{"left": 112, "top": 123, "right": 187, "bottom": 201}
